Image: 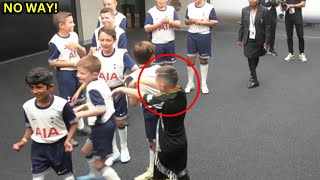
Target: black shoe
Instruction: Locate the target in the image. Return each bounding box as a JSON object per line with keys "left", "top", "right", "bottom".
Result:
{"left": 248, "top": 81, "right": 259, "bottom": 89}
{"left": 268, "top": 50, "right": 278, "bottom": 56}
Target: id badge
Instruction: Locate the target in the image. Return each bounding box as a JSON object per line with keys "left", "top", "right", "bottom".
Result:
{"left": 289, "top": 7, "right": 295, "bottom": 14}
{"left": 249, "top": 29, "right": 256, "bottom": 39}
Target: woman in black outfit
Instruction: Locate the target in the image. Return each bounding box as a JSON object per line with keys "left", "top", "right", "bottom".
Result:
{"left": 237, "top": 0, "right": 270, "bottom": 88}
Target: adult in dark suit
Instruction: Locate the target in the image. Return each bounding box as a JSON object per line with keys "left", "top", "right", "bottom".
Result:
{"left": 237, "top": 0, "right": 270, "bottom": 89}
{"left": 260, "top": 0, "right": 280, "bottom": 56}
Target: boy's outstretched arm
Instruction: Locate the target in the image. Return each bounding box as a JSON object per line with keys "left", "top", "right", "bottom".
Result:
{"left": 128, "top": 79, "right": 158, "bottom": 89}
{"left": 112, "top": 87, "right": 145, "bottom": 100}
{"left": 71, "top": 82, "right": 87, "bottom": 104}
{"left": 75, "top": 108, "right": 106, "bottom": 119}
{"left": 13, "top": 127, "right": 33, "bottom": 152}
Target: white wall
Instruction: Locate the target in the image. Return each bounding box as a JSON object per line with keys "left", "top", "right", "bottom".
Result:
{"left": 76, "top": 0, "right": 102, "bottom": 45}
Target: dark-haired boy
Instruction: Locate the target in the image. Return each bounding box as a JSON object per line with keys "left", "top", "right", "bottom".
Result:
{"left": 113, "top": 66, "right": 190, "bottom": 180}
{"left": 13, "top": 67, "right": 77, "bottom": 180}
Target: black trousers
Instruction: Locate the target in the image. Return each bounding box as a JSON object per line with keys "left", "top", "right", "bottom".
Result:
{"left": 269, "top": 17, "right": 277, "bottom": 51}
{"left": 285, "top": 18, "right": 305, "bottom": 54}
{"left": 121, "top": 4, "right": 135, "bottom": 27}
{"left": 266, "top": 7, "right": 277, "bottom": 51}
{"left": 248, "top": 57, "right": 260, "bottom": 82}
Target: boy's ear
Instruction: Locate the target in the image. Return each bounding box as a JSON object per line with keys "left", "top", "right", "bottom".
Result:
{"left": 58, "top": 22, "right": 64, "bottom": 29}
{"left": 159, "top": 81, "right": 166, "bottom": 90}
{"left": 48, "top": 84, "right": 54, "bottom": 91}
{"left": 93, "top": 72, "right": 99, "bottom": 76}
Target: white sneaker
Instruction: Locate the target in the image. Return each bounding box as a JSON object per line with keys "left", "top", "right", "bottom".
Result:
{"left": 299, "top": 53, "right": 307, "bottom": 62}
{"left": 105, "top": 151, "right": 120, "bottom": 166}
{"left": 134, "top": 168, "right": 153, "bottom": 180}
{"left": 184, "top": 82, "right": 195, "bottom": 93}
{"left": 284, "top": 53, "right": 294, "bottom": 61}
{"left": 120, "top": 147, "right": 131, "bottom": 163}
{"left": 201, "top": 84, "right": 209, "bottom": 94}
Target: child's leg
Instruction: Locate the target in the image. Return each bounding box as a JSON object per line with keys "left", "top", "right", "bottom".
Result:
{"left": 93, "top": 120, "right": 119, "bottom": 179}
{"left": 135, "top": 109, "right": 158, "bottom": 180}
{"left": 149, "top": 142, "right": 156, "bottom": 171}
{"left": 105, "top": 131, "right": 120, "bottom": 166}
{"left": 31, "top": 142, "right": 51, "bottom": 180}
{"left": 143, "top": 109, "right": 158, "bottom": 171}
{"left": 163, "top": 41, "right": 176, "bottom": 65}
{"left": 116, "top": 119, "right": 130, "bottom": 162}
{"left": 154, "top": 44, "right": 165, "bottom": 65}
{"left": 81, "top": 138, "right": 101, "bottom": 177}
{"left": 113, "top": 93, "right": 130, "bottom": 163}
{"left": 185, "top": 33, "right": 198, "bottom": 93}
{"left": 198, "top": 33, "right": 212, "bottom": 94}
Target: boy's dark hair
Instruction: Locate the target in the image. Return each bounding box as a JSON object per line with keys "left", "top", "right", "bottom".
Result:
{"left": 25, "top": 67, "right": 54, "bottom": 86}
{"left": 53, "top": 11, "right": 72, "bottom": 30}
{"left": 156, "top": 66, "right": 178, "bottom": 88}
{"left": 77, "top": 55, "right": 101, "bottom": 73}
{"left": 98, "top": 26, "right": 117, "bottom": 40}
{"left": 133, "top": 41, "right": 155, "bottom": 65}
{"left": 100, "top": 7, "right": 114, "bottom": 16}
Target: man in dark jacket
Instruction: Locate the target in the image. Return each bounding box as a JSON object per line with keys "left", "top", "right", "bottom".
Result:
{"left": 260, "top": 0, "right": 280, "bottom": 56}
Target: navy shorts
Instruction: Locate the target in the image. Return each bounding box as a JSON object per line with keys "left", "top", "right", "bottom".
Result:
{"left": 111, "top": 86, "right": 128, "bottom": 120}
{"left": 56, "top": 70, "right": 85, "bottom": 105}
{"left": 142, "top": 106, "right": 159, "bottom": 142}
{"left": 31, "top": 136, "right": 72, "bottom": 176}
{"left": 154, "top": 41, "right": 176, "bottom": 64}
{"left": 187, "top": 33, "right": 212, "bottom": 58}
{"left": 90, "top": 117, "right": 116, "bottom": 158}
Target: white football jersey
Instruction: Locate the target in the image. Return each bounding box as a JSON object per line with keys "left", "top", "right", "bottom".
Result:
{"left": 186, "top": 2, "right": 218, "bottom": 34}
{"left": 48, "top": 32, "right": 81, "bottom": 71}
{"left": 129, "top": 65, "right": 161, "bottom": 95}
{"left": 91, "top": 26, "right": 127, "bottom": 50}
{"left": 23, "top": 96, "right": 77, "bottom": 144}
{"left": 94, "top": 49, "right": 138, "bottom": 88}
{"left": 145, "top": 5, "right": 179, "bottom": 44}
{"left": 86, "top": 79, "right": 115, "bottom": 126}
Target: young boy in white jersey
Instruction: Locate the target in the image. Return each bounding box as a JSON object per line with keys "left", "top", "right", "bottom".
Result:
{"left": 112, "top": 66, "right": 190, "bottom": 180}
{"left": 95, "top": 27, "right": 138, "bottom": 165}
{"left": 13, "top": 67, "right": 77, "bottom": 180}
{"left": 124, "top": 41, "right": 161, "bottom": 180}
{"left": 98, "top": 0, "right": 127, "bottom": 30}
{"left": 48, "top": 12, "right": 90, "bottom": 146}
{"left": 185, "top": 0, "right": 218, "bottom": 94}
{"left": 73, "top": 27, "right": 138, "bottom": 167}
{"left": 144, "top": 0, "right": 181, "bottom": 65}
{"left": 91, "top": 7, "right": 127, "bottom": 54}
{"left": 74, "top": 55, "right": 120, "bottom": 180}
